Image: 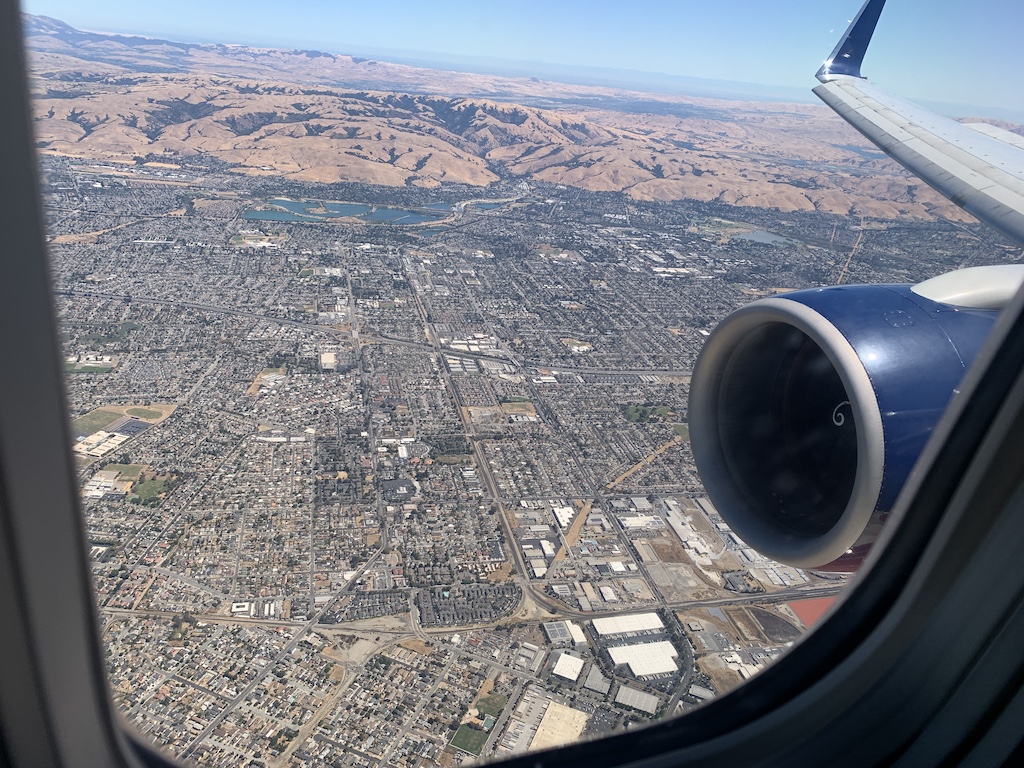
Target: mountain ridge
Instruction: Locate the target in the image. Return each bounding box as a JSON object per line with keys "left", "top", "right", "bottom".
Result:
{"left": 23, "top": 13, "right": 979, "bottom": 221}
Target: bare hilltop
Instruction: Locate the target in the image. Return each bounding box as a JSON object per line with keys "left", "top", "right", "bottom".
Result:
{"left": 23, "top": 14, "right": 988, "bottom": 221}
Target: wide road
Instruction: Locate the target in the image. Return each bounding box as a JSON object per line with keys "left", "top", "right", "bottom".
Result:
{"left": 522, "top": 362, "right": 692, "bottom": 377}
{"left": 405, "top": 581, "right": 847, "bottom": 633}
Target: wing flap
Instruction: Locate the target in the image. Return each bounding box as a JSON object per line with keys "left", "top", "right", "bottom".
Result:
{"left": 966, "top": 123, "right": 1024, "bottom": 151}
{"left": 814, "top": 76, "right": 1024, "bottom": 246}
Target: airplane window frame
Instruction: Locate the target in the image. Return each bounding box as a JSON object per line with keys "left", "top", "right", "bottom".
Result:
{"left": 2, "top": 0, "right": 1024, "bottom": 765}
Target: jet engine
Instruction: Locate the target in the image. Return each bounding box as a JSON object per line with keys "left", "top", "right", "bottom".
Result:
{"left": 688, "top": 267, "right": 1022, "bottom": 571}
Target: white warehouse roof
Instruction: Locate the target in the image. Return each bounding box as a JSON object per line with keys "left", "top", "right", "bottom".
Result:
{"left": 608, "top": 641, "right": 678, "bottom": 677}
{"left": 552, "top": 652, "right": 584, "bottom": 682}
{"left": 567, "top": 621, "right": 587, "bottom": 645}
{"left": 591, "top": 612, "right": 664, "bottom": 637}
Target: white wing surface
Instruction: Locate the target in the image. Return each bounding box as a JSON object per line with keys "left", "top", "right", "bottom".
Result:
{"left": 815, "top": 0, "right": 1024, "bottom": 247}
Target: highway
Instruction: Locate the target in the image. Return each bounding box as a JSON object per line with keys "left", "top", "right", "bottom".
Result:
{"left": 100, "top": 581, "right": 844, "bottom": 633}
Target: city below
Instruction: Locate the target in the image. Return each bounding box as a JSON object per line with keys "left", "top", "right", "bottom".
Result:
{"left": 27, "top": 12, "right": 1018, "bottom": 768}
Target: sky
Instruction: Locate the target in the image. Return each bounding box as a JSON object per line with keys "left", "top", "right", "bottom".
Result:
{"left": 21, "top": 0, "right": 1024, "bottom": 117}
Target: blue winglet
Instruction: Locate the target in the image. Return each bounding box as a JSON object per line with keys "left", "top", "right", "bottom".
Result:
{"left": 816, "top": 0, "right": 887, "bottom": 81}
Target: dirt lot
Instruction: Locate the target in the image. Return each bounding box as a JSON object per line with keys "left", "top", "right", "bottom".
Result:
{"left": 723, "top": 607, "right": 766, "bottom": 643}
{"left": 697, "top": 655, "right": 743, "bottom": 698}
{"left": 557, "top": 499, "right": 591, "bottom": 557}
{"left": 501, "top": 401, "right": 538, "bottom": 417}
{"left": 645, "top": 562, "right": 720, "bottom": 602}
{"left": 399, "top": 638, "right": 433, "bottom": 655}
{"left": 648, "top": 533, "right": 690, "bottom": 563}
{"left": 487, "top": 560, "right": 514, "bottom": 582}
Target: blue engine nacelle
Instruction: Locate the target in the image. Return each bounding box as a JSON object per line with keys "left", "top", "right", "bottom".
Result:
{"left": 689, "top": 282, "right": 999, "bottom": 571}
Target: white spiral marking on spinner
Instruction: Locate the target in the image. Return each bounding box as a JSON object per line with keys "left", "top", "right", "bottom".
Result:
{"left": 832, "top": 400, "right": 852, "bottom": 427}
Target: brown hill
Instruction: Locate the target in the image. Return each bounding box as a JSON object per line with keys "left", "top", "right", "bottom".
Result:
{"left": 23, "top": 13, "right": 644, "bottom": 103}
{"left": 23, "top": 16, "right": 978, "bottom": 221}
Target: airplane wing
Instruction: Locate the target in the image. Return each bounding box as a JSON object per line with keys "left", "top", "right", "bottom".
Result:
{"left": 814, "top": 0, "right": 1024, "bottom": 248}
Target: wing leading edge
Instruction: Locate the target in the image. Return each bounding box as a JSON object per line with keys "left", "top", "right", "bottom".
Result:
{"left": 814, "top": 0, "right": 1024, "bottom": 248}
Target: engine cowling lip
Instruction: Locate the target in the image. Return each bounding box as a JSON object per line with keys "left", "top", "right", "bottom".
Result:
{"left": 690, "top": 296, "right": 885, "bottom": 569}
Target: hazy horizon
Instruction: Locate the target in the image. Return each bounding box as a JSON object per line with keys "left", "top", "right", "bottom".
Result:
{"left": 23, "top": 0, "right": 1024, "bottom": 120}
